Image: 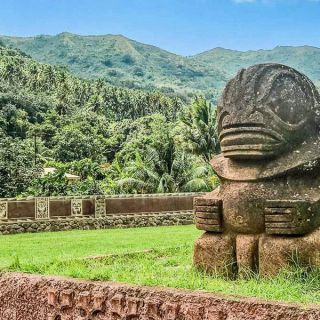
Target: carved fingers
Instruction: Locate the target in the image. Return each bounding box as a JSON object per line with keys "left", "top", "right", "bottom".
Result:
{"left": 265, "top": 199, "right": 317, "bottom": 235}
{"left": 194, "top": 198, "right": 222, "bottom": 232}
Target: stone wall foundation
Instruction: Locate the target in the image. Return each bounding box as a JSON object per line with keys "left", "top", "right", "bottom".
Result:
{"left": 0, "top": 211, "right": 193, "bottom": 235}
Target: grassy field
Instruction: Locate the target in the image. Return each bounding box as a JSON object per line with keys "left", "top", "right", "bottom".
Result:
{"left": 0, "top": 225, "right": 319, "bottom": 305}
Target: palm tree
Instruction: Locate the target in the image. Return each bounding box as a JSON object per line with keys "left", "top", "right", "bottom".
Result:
{"left": 113, "top": 146, "right": 216, "bottom": 194}
{"left": 178, "top": 96, "right": 220, "bottom": 162}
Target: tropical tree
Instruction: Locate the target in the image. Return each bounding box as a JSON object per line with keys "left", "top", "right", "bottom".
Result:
{"left": 0, "top": 136, "right": 40, "bottom": 197}
{"left": 177, "top": 96, "right": 220, "bottom": 162}
{"left": 111, "top": 148, "right": 217, "bottom": 194}
{"left": 108, "top": 113, "right": 218, "bottom": 194}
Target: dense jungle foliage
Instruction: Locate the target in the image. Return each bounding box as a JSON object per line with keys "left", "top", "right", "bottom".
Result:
{"left": 0, "top": 44, "right": 219, "bottom": 197}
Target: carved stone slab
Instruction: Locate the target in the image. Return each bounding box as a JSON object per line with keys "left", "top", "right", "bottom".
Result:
{"left": 0, "top": 202, "right": 8, "bottom": 219}
{"left": 71, "top": 199, "right": 83, "bottom": 216}
{"left": 35, "top": 197, "right": 50, "bottom": 220}
{"left": 47, "top": 290, "right": 207, "bottom": 320}
{"left": 95, "top": 197, "right": 106, "bottom": 218}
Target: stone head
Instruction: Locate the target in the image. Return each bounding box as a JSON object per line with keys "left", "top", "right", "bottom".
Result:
{"left": 217, "top": 63, "right": 320, "bottom": 160}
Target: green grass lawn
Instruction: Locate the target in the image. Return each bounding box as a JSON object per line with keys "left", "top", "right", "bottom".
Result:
{"left": 0, "top": 225, "right": 319, "bottom": 305}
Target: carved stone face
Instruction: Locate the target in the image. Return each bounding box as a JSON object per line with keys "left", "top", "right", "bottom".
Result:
{"left": 217, "top": 64, "right": 320, "bottom": 160}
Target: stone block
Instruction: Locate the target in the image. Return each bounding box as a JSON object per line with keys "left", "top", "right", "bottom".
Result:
{"left": 193, "top": 232, "right": 236, "bottom": 276}
{"left": 259, "top": 228, "right": 320, "bottom": 276}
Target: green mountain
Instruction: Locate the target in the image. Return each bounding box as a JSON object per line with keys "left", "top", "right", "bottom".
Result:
{"left": 192, "top": 46, "right": 320, "bottom": 85}
{"left": 1, "top": 33, "right": 320, "bottom": 99}
{"left": 0, "top": 33, "right": 226, "bottom": 101}
{"left": 0, "top": 43, "right": 182, "bottom": 122}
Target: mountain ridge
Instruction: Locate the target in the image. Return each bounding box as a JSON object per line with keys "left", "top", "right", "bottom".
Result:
{"left": 2, "top": 32, "right": 319, "bottom": 55}
{"left": 1, "top": 33, "right": 319, "bottom": 101}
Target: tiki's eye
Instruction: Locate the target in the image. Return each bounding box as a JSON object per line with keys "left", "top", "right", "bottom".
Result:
{"left": 267, "top": 76, "right": 309, "bottom": 124}
{"left": 269, "top": 99, "right": 305, "bottom": 124}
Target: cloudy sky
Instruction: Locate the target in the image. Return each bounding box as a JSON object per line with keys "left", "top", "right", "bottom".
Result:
{"left": 0, "top": 0, "right": 319, "bottom": 55}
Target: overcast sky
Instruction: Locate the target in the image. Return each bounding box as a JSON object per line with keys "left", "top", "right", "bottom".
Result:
{"left": 0, "top": 0, "right": 319, "bottom": 55}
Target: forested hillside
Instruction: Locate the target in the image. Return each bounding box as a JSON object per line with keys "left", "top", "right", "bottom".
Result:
{"left": 0, "top": 33, "right": 226, "bottom": 102}
{"left": 0, "top": 44, "right": 219, "bottom": 197}
{"left": 1, "top": 33, "right": 320, "bottom": 99}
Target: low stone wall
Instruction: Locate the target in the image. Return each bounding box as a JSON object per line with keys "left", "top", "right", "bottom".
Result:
{"left": 0, "top": 273, "right": 318, "bottom": 319}
{"left": 0, "top": 211, "right": 193, "bottom": 235}
{"left": 0, "top": 193, "right": 201, "bottom": 234}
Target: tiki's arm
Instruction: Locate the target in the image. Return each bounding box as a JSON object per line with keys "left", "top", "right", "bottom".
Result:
{"left": 194, "top": 195, "right": 223, "bottom": 232}
{"left": 264, "top": 199, "right": 320, "bottom": 235}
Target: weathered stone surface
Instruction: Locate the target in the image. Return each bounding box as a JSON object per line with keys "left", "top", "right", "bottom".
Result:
{"left": 217, "top": 63, "right": 320, "bottom": 160}
{"left": 0, "top": 272, "right": 319, "bottom": 320}
{"left": 236, "top": 234, "right": 259, "bottom": 277}
{"left": 194, "top": 63, "right": 320, "bottom": 276}
{"left": 194, "top": 199, "right": 222, "bottom": 232}
{"left": 259, "top": 229, "right": 320, "bottom": 276}
{"left": 0, "top": 211, "right": 194, "bottom": 235}
{"left": 193, "top": 232, "right": 236, "bottom": 276}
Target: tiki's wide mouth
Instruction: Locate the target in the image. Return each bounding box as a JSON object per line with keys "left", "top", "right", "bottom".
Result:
{"left": 219, "top": 125, "right": 285, "bottom": 159}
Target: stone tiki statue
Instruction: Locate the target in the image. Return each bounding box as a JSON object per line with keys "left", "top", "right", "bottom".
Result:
{"left": 193, "top": 63, "right": 320, "bottom": 276}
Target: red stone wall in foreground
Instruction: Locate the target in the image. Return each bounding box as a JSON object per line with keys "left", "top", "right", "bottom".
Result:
{"left": 0, "top": 273, "right": 318, "bottom": 320}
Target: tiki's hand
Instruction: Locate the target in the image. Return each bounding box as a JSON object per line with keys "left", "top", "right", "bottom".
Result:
{"left": 265, "top": 199, "right": 318, "bottom": 235}
{"left": 194, "top": 197, "right": 222, "bottom": 232}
